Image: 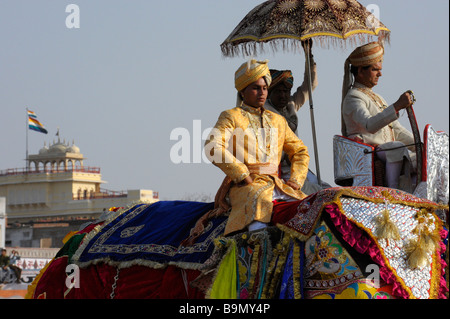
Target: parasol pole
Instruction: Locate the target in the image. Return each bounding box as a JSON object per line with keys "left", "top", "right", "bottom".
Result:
{"left": 303, "top": 40, "right": 322, "bottom": 187}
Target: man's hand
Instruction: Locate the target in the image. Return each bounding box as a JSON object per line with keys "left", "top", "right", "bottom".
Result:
{"left": 286, "top": 180, "right": 300, "bottom": 190}
{"left": 243, "top": 176, "right": 253, "bottom": 185}
{"left": 238, "top": 175, "right": 253, "bottom": 187}
{"left": 394, "top": 92, "right": 414, "bottom": 112}
{"left": 301, "top": 39, "right": 314, "bottom": 60}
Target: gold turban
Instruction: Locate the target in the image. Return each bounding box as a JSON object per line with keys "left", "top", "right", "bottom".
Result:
{"left": 341, "top": 42, "right": 385, "bottom": 135}
{"left": 235, "top": 59, "right": 272, "bottom": 92}
{"left": 348, "top": 42, "right": 384, "bottom": 67}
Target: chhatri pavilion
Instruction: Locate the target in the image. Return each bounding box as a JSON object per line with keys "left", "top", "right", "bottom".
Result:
{"left": 0, "top": 138, "right": 159, "bottom": 248}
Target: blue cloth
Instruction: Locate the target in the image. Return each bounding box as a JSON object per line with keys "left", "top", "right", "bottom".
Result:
{"left": 279, "top": 242, "right": 295, "bottom": 299}
{"left": 74, "top": 201, "right": 227, "bottom": 268}
{"left": 279, "top": 240, "right": 305, "bottom": 299}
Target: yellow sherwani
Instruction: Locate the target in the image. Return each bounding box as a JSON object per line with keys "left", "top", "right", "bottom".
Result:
{"left": 205, "top": 104, "right": 310, "bottom": 235}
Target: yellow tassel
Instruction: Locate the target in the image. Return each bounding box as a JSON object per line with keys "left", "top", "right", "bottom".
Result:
{"left": 405, "top": 238, "right": 430, "bottom": 269}
{"left": 374, "top": 209, "right": 401, "bottom": 240}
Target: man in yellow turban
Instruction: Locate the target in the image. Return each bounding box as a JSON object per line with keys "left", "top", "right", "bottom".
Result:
{"left": 341, "top": 42, "right": 416, "bottom": 191}
{"left": 205, "top": 59, "right": 310, "bottom": 235}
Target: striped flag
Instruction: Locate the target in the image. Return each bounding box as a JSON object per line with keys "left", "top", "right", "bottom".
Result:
{"left": 28, "top": 110, "right": 48, "bottom": 134}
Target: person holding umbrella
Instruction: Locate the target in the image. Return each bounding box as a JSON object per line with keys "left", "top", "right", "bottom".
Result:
{"left": 265, "top": 41, "right": 318, "bottom": 136}
{"left": 204, "top": 59, "right": 310, "bottom": 235}
{"left": 341, "top": 42, "right": 416, "bottom": 191}
{"left": 264, "top": 42, "right": 330, "bottom": 195}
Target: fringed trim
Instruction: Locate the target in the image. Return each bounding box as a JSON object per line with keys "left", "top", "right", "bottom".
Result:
{"left": 261, "top": 233, "right": 291, "bottom": 299}
{"left": 248, "top": 243, "right": 261, "bottom": 298}
{"left": 257, "top": 238, "right": 269, "bottom": 299}
{"left": 438, "top": 228, "right": 449, "bottom": 299}
{"left": 277, "top": 187, "right": 447, "bottom": 244}
{"left": 243, "top": 230, "right": 273, "bottom": 299}
{"left": 221, "top": 30, "right": 391, "bottom": 58}
{"left": 344, "top": 188, "right": 449, "bottom": 211}
{"left": 292, "top": 240, "right": 302, "bottom": 299}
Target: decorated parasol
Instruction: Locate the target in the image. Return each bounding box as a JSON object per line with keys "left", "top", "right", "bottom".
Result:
{"left": 221, "top": 0, "right": 390, "bottom": 185}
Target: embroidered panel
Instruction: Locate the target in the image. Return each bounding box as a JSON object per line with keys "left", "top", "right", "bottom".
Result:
{"left": 280, "top": 187, "right": 444, "bottom": 241}
{"left": 221, "top": 0, "right": 390, "bottom": 57}
{"left": 72, "top": 201, "right": 227, "bottom": 269}
{"left": 339, "top": 197, "right": 440, "bottom": 299}
{"left": 304, "top": 220, "right": 363, "bottom": 291}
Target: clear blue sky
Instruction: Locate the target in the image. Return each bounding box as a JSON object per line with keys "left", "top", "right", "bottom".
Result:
{"left": 1, "top": 1, "right": 448, "bottom": 200}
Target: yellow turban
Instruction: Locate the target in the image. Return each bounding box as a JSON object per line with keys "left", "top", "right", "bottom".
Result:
{"left": 235, "top": 59, "right": 272, "bottom": 92}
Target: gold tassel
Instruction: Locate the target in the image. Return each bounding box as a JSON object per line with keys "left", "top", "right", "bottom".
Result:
{"left": 374, "top": 209, "right": 401, "bottom": 240}
{"left": 413, "top": 211, "right": 440, "bottom": 252}
{"left": 404, "top": 209, "right": 440, "bottom": 269}
{"left": 405, "top": 237, "right": 430, "bottom": 269}
{"left": 421, "top": 229, "right": 440, "bottom": 251}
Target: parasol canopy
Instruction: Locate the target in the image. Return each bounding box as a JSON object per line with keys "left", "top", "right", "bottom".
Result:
{"left": 221, "top": 0, "right": 390, "bottom": 56}
{"left": 221, "top": 0, "right": 390, "bottom": 186}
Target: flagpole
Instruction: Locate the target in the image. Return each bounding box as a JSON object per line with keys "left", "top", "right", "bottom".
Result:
{"left": 26, "top": 107, "right": 29, "bottom": 173}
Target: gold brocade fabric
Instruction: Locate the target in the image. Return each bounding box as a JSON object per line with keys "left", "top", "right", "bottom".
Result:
{"left": 205, "top": 104, "right": 310, "bottom": 235}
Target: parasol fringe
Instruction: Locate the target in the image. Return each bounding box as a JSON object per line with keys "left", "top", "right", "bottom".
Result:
{"left": 221, "top": 31, "right": 390, "bottom": 58}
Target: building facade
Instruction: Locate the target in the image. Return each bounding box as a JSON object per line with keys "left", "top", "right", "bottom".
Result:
{"left": 0, "top": 139, "right": 159, "bottom": 248}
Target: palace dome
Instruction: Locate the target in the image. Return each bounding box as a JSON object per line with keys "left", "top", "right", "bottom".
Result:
{"left": 38, "top": 146, "right": 49, "bottom": 155}
{"left": 48, "top": 142, "right": 68, "bottom": 154}
{"left": 67, "top": 144, "right": 80, "bottom": 154}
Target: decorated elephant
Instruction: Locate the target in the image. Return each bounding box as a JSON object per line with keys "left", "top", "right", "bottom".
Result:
{"left": 26, "top": 186, "right": 448, "bottom": 300}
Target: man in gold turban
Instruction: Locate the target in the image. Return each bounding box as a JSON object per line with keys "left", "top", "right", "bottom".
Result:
{"left": 205, "top": 59, "right": 310, "bottom": 235}
{"left": 341, "top": 42, "right": 416, "bottom": 191}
